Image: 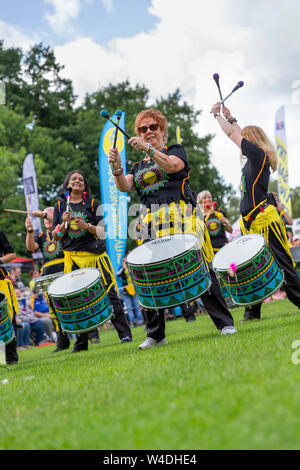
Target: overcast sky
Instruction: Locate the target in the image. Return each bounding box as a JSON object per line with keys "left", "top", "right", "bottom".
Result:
{"left": 1, "top": 0, "right": 299, "bottom": 193}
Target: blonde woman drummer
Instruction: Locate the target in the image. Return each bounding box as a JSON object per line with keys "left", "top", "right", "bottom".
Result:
{"left": 211, "top": 102, "right": 300, "bottom": 319}
{"left": 109, "top": 108, "right": 236, "bottom": 350}
{"left": 25, "top": 207, "right": 70, "bottom": 351}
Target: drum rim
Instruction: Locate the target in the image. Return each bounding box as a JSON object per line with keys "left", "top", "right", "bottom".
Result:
{"left": 126, "top": 233, "right": 201, "bottom": 266}
{"left": 212, "top": 234, "right": 267, "bottom": 271}
{"left": 48, "top": 268, "right": 101, "bottom": 297}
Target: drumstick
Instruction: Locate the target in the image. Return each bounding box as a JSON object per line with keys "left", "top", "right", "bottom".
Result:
{"left": 4, "top": 209, "right": 32, "bottom": 215}
{"left": 27, "top": 196, "right": 30, "bottom": 217}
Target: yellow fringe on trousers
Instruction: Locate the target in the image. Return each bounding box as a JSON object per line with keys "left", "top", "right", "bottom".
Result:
{"left": 240, "top": 204, "right": 295, "bottom": 267}
{"left": 137, "top": 200, "right": 214, "bottom": 264}
{"left": 63, "top": 250, "right": 119, "bottom": 296}
{"left": 0, "top": 278, "right": 19, "bottom": 320}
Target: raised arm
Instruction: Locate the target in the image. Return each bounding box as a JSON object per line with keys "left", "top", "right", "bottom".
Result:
{"left": 108, "top": 147, "right": 135, "bottom": 192}
{"left": 211, "top": 102, "right": 243, "bottom": 149}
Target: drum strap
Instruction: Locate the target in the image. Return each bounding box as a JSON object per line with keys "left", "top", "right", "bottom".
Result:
{"left": 63, "top": 251, "right": 119, "bottom": 295}
{"left": 240, "top": 204, "right": 294, "bottom": 267}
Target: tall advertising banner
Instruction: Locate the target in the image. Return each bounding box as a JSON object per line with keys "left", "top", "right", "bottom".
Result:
{"left": 275, "top": 106, "right": 292, "bottom": 215}
{"left": 98, "top": 112, "right": 128, "bottom": 288}
{"left": 22, "top": 153, "right": 42, "bottom": 259}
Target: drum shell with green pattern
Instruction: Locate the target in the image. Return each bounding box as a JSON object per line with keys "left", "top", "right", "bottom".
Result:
{"left": 127, "top": 242, "right": 211, "bottom": 309}
{"left": 216, "top": 244, "right": 284, "bottom": 306}
{"left": 48, "top": 276, "right": 112, "bottom": 333}
{"left": 0, "top": 292, "right": 15, "bottom": 345}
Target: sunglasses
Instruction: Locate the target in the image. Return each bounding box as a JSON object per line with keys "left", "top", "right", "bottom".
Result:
{"left": 138, "top": 123, "right": 159, "bottom": 134}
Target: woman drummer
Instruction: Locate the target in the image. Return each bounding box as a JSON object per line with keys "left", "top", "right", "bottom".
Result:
{"left": 210, "top": 102, "right": 300, "bottom": 319}
{"left": 0, "top": 230, "right": 19, "bottom": 364}
{"left": 109, "top": 108, "right": 236, "bottom": 350}
{"left": 52, "top": 170, "right": 132, "bottom": 352}
{"left": 25, "top": 207, "right": 70, "bottom": 351}
{"left": 197, "top": 190, "right": 233, "bottom": 255}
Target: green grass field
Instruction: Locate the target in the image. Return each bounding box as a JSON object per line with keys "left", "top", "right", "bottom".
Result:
{"left": 1, "top": 299, "right": 300, "bottom": 450}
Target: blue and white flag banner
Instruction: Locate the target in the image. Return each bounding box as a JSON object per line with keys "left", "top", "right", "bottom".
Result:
{"left": 22, "top": 153, "right": 42, "bottom": 259}
{"left": 98, "top": 111, "right": 128, "bottom": 286}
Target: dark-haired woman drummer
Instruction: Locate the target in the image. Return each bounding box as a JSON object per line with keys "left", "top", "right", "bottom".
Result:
{"left": 52, "top": 170, "right": 132, "bottom": 352}
{"left": 211, "top": 102, "right": 300, "bottom": 319}
{"left": 25, "top": 207, "right": 70, "bottom": 352}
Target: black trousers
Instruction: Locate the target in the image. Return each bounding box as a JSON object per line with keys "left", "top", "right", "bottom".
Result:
{"left": 168, "top": 302, "right": 196, "bottom": 321}
{"left": 73, "top": 264, "right": 131, "bottom": 351}
{"left": 143, "top": 268, "right": 234, "bottom": 341}
{"left": 5, "top": 315, "right": 18, "bottom": 364}
{"left": 244, "top": 230, "right": 300, "bottom": 319}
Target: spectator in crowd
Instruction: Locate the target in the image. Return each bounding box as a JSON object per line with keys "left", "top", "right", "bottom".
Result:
{"left": 16, "top": 316, "right": 31, "bottom": 350}
{"left": 10, "top": 266, "right": 25, "bottom": 292}
{"left": 32, "top": 293, "right": 56, "bottom": 343}
{"left": 29, "top": 268, "right": 40, "bottom": 293}
{"left": 15, "top": 288, "right": 45, "bottom": 347}
{"left": 117, "top": 257, "right": 144, "bottom": 327}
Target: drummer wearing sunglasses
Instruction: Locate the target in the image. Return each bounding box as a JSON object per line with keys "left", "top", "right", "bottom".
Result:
{"left": 109, "top": 108, "right": 237, "bottom": 350}
{"left": 52, "top": 170, "right": 132, "bottom": 352}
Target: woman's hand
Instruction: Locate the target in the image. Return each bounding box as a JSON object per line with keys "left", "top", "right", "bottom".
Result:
{"left": 75, "top": 216, "right": 89, "bottom": 231}
{"left": 211, "top": 102, "right": 221, "bottom": 115}
{"left": 62, "top": 211, "right": 71, "bottom": 223}
{"left": 222, "top": 105, "right": 232, "bottom": 120}
{"left": 108, "top": 148, "right": 122, "bottom": 170}
{"left": 31, "top": 209, "right": 44, "bottom": 218}
{"left": 25, "top": 217, "right": 33, "bottom": 231}
{"left": 128, "top": 137, "right": 148, "bottom": 152}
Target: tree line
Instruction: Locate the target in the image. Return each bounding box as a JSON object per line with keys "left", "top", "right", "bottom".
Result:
{"left": 0, "top": 40, "right": 298, "bottom": 257}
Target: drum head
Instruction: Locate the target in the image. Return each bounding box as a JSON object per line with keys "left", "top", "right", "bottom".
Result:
{"left": 48, "top": 268, "right": 100, "bottom": 296}
{"left": 213, "top": 233, "right": 265, "bottom": 270}
{"left": 127, "top": 234, "right": 199, "bottom": 265}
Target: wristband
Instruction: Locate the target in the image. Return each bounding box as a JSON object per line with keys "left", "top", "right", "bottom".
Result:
{"left": 146, "top": 143, "right": 156, "bottom": 156}
{"left": 214, "top": 113, "right": 221, "bottom": 118}
{"left": 27, "top": 229, "right": 33, "bottom": 233}
{"left": 227, "top": 117, "right": 237, "bottom": 124}
{"left": 56, "top": 231, "right": 64, "bottom": 237}
{"left": 43, "top": 212, "right": 48, "bottom": 220}
{"left": 112, "top": 167, "right": 123, "bottom": 176}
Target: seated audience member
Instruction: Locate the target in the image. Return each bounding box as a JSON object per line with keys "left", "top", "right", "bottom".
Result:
{"left": 10, "top": 266, "right": 25, "bottom": 292}
{"left": 15, "top": 288, "right": 45, "bottom": 346}
{"left": 32, "top": 293, "right": 56, "bottom": 343}
{"left": 16, "top": 316, "right": 31, "bottom": 350}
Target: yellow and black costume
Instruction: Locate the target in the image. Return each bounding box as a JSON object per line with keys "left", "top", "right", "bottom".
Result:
{"left": 52, "top": 197, "right": 131, "bottom": 351}
{"left": 239, "top": 138, "right": 300, "bottom": 319}
{"left": 34, "top": 229, "right": 70, "bottom": 350}
{"left": 128, "top": 144, "right": 234, "bottom": 340}
{"left": 0, "top": 230, "right": 19, "bottom": 364}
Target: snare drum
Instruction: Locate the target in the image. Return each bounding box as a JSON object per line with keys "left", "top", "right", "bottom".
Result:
{"left": 126, "top": 234, "right": 211, "bottom": 309}
{"left": 47, "top": 268, "right": 113, "bottom": 333}
{"left": 0, "top": 292, "right": 15, "bottom": 345}
{"left": 212, "top": 233, "right": 284, "bottom": 305}
{"left": 33, "top": 272, "right": 64, "bottom": 294}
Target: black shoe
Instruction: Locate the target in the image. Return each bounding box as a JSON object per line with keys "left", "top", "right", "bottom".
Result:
{"left": 121, "top": 336, "right": 132, "bottom": 343}
{"left": 51, "top": 347, "right": 69, "bottom": 353}
{"left": 6, "top": 361, "right": 18, "bottom": 365}
{"left": 90, "top": 338, "right": 101, "bottom": 344}
{"left": 242, "top": 315, "right": 261, "bottom": 322}
{"left": 186, "top": 317, "right": 196, "bottom": 322}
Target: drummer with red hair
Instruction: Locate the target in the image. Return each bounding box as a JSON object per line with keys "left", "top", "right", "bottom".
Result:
{"left": 109, "top": 108, "right": 236, "bottom": 350}
{"left": 211, "top": 102, "right": 300, "bottom": 319}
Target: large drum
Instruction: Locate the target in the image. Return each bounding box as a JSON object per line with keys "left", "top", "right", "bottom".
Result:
{"left": 212, "top": 233, "right": 284, "bottom": 306}
{"left": 32, "top": 272, "right": 64, "bottom": 294}
{"left": 0, "top": 292, "right": 15, "bottom": 345}
{"left": 290, "top": 246, "right": 300, "bottom": 278}
{"left": 48, "top": 268, "right": 113, "bottom": 333}
{"left": 126, "top": 234, "right": 211, "bottom": 309}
